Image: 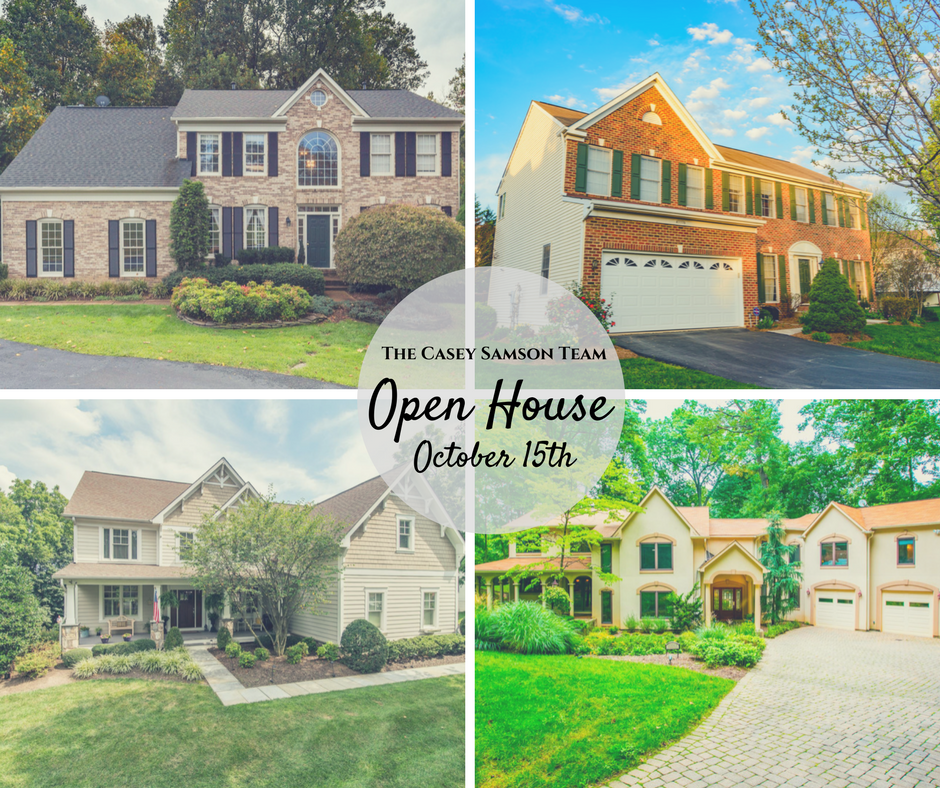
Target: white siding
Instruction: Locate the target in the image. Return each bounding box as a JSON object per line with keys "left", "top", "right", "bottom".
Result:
{"left": 75, "top": 583, "right": 154, "bottom": 634}
{"left": 75, "top": 524, "right": 99, "bottom": 562}
{"left": 288, "top": 578, "right": 341, "bottom": 644}
{"left": 162, "top": 482, "right": 239, "bottom": 565}
{"left": 73, "top": 521, "right": 159, "bottom": 565}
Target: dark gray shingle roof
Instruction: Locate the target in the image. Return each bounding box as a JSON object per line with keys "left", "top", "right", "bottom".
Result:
{"left": 172, "top": 89, "right": 294, "bottom": 119}
{"left": 0, "top": 106, "right": 191, "bottom": 189}
{"left": 314, "top": 476, "right": 389, "bottom": 535}
{"left": 346, "top": 90, "right": 463, "bottom": 119}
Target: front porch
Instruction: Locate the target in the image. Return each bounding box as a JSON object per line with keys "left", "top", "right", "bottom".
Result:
{"left": 477, "top": 569, "right": 600, "bottom": 621}
{"left": 78, "top": 630, "right": 256, "bottom": 648}
{"left": 700, "top": 542, "right": 766, "bottom": 628}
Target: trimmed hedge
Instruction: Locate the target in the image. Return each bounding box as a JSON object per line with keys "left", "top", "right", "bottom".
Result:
{"left": 91, "top": 639, "right": 156, "bottom": 657}
{"left": 236, "top": 246, "right": 296, "bottom": 266}
{"left": 341, "top": 619, "right": 388, "bottom": 674}
{"left": 62, "top": 648, "right": 94, "bottom": 668}
{"left": 172, "top": 278, "right": 312, "bottom": 324}
{"left": 163, "top": 264, "right": 324, "bottom": 296}
{"left": 386, "top": 634, "right": 465, "bottom": 663}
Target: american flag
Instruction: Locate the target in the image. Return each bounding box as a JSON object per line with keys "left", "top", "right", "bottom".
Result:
{"left": 153, "top": 591, "right": 160, "bottom": 622}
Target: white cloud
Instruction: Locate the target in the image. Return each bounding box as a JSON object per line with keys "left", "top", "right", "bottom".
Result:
{"left": 546, "top": 0, "right": 609, "bottom": 24}
{"left": 687, "top": 22, "right": 734, "bottom": 45}
{"left": 688, "top": 77, "right": 730, "bottom": 100}
{"left": 767, "top": 111, "right": 791, "bottom": 126}
{"left": 746, "top": 126, "right": 770, "bottom": 140}
{"left": 789, "top": 145, "right": 817, "bottom": 165}
{"left": 747, "top": 57, "right": 774, "bottom": 72}
{"left": 648, "top": 39, "right": 660, "bottom": 46}
{"left": 0, "top": 465, "right": 15, "bottom": 493}
{"left": 712, "top": 127, "right": 736, "bottom": 137}
{"left": 724, "top": 109, "right": 747, "bottom": 120}
{"left": 748, "top": 96, "right": 772, "bottom": 108}
{"left": 475, "top": 151, "right": 513, "bottom": 210}
{"left": 544, "top": 93, "right": 586, "bottom": 109}
{"left": 683, "top": 49, "right": 711, "bottom": 70}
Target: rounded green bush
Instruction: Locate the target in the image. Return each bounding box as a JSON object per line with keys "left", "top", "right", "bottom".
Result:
{"left": 254, "top": 646, "right": 270, "bottom": 661}
{"left": 164, "top": 627, "right": 184, "bottom": 650}
{"left": 225, "top": 641, "right": 242, "bottom": 659}
{"left": 216, "top": 626, "right": 232, "bottom": 651}
{"left": 285, "top": 644, "right": 303, "bottom": 665}
{"left": 62, "top": 648, "right": 93, "bottom": 668}
{"left": 803, "top": 259, "right": 866, "bottom": 334}
{"left": 475, "top": 303, "right": 498, "bottom": 337}
{"left": 239, "top": 652, "right": 257, "bottom": 669}
{"left": 340, "top": 618, "right": 388, "bottom": 674}
{"left": 317, "top": 642, "right": 339, "bottom": 662}
{"left": 811, "top": 331, "right": 831, "bottom": 343}
{"left": 132, "top": 638, "right": 156, "bottom": 652}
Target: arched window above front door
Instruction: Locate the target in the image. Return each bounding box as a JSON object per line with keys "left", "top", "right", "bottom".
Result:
{"left": 298, "top": 131, "right": 339, "bottom": 187}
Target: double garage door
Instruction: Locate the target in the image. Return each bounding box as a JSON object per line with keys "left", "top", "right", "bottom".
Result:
{"left": 601, "top": 251, "right": 743, "bottom": 333}
{"left": 883, "top": 592, "right": 934, "bottom": 638}
{"left": 815, "top": 591, "right": 856, "bottom": 630}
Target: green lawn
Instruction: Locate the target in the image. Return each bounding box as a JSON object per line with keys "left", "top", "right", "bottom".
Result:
{"left": 0, "top": 304, "right": 377, "bottom": 386}
{"left": 847, "top": 319, "right": 940, "bottom": 364}
{"left": 0, "top": 676, "right": 463, "bottom": 788}
{"left": 621, "top": 357, "right": 761, "bottom": 389}
{"left": 476, "top": 652, "right": 733, "bottom": 788}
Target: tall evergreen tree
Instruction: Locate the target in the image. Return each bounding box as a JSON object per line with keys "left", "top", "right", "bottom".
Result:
{"left": 759, "top": 512, "right": 802, "bottom": 626}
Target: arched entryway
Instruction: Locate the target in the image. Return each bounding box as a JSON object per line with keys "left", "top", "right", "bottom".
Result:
{"left": 572, "top": 576, "right": 592, "bottom": 616}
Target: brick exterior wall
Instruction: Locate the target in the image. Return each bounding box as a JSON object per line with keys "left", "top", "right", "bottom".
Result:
{"left": 563, "top": 85, "right": 873, "bottom": 326}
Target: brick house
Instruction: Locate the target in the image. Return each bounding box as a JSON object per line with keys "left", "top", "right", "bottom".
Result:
{"left": 491, "top": 73, "right": 872, "bottom": 332}
{"left": 0, "top": 69, "right": 463, "bottom": 282}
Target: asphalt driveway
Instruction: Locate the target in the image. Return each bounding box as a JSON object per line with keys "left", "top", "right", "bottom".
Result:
{"left": 0, "top": 339, "right": 347, "bottom": 389}
{"left": 614, "top": 328, "right": 940, "bottom": 388}
{"left": 608, "top": 626, "right": 940, "bottom": 788}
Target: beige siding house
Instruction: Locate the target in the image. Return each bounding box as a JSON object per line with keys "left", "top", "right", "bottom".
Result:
{"left": 54, "top": 458, "right": 463, "bottom": 646}
{"left": 477, "top": 487, "right": 940, "bottom": 639}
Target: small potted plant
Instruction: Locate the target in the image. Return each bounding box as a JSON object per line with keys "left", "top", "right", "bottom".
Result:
{"left": 99, "top": 628, "right": 110, "bottom": 644}
{"left": 123, "top": 632, "right": 133, "bottom": 642}
{"left": 80, "top": 626, "right": 90, "bottom": 639}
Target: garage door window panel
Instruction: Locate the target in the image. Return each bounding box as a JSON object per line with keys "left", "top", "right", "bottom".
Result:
{"left": 586, "top": 147, "right": 612, "bottom": 196}
{"left": 821, "top": 541, "right": 848, "bottom": 567}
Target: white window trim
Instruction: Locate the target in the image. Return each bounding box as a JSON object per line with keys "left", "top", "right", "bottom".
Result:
{"left": 119, "top": 218, "right": 146, "bottom": 278}
{"left": 177, "top": 530, "right": 195, "bottom": 561}
{"left": 38, "top": 218, "right": 64, "bottom": 278}
{"left": 244, "top": 204, "right": 268, "bottom": 249}
{"left": 365, "top": 587, "right": 387, "bottom": 632}
{"left": 396, "top": 514, "right": 415, "bottom": 554}
{"left": 763, "top": 256, "right": 779, "bottom": 302}
{"left": 795, "top": 187, "right": 809, "bottom": 223}
{"left": 370, "top": 133, "right": 395, "bottom": 177}
{"left": 208, "top": 204, "right": 222, "bottom": 257}
{"left": 728, "top": 174, "right": 745, "bottom": 215}
{"left": 99, "top": 583, "right": 144, "bottom": 622}
{"left": 498, "top": 193, "right": 506, "bottom": 220}
{"left": 686, "top": 165, "right": 705, "bottom": 210}
{"left": 309, "top": 89, "right": 330, "bottom": 109}
{"left": 848, "top": 201, "right": 861, "bottom": 229}
{"left": 639, "top": 154, "right": 662, "bottom": 204}
{"left": 587, "top": 145, "right": 613, "bottom": 198}
{"left": 297, "top": 131, "right": 342, "bottom": 190}
{"left": 197, "top": 133, "right": 221, "bottom": 176}
{"left": 100, "top": 526, "right": 142, "bottom": 562}
{"left": 243, "top": 133, "right": 267, "bottom": 177}
{"left": 760, "top": 183, "right": 776, "bottom": 219}
{"left": 420, "top": 587, "right": 440, "bottom": 632}
{"left": 416, "top": 132, "right": 440, "bottom": 177}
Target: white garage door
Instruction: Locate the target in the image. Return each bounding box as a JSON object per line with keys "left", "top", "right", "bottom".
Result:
{"left": 883, "top": 593, "right": 933, "bottom": 638}
{"left": 815, "top": 591, "right": 856, "bottom": 630}
{"left": 601, "top": 252, "right": 743, "bottom": 333}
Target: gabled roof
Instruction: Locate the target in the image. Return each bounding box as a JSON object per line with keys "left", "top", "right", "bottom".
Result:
{"left": 347, "top": 90, "right": 464, "bottom": 119}
{"left": 802, "top": 497, "right": 940, "bottom": 536}
{"left": 0, "top": 106, "right": 191, "bottom": 189}
{"left": 617, "top": 487, "right": 703, "bottom": 537}
{"left": 699, "top": 540, "right": 766, "bottom": 573}
{"left": 314, "top": 475, "right": 390, "bottom": 535}
{"left": 64, "top": 471, "right": 191, "bottom": 521}
{"left": 152, "top": 458, "right": 247, "bottom": 523}
{"left": 172, "top": 89, "right": 294, "bottom": 119}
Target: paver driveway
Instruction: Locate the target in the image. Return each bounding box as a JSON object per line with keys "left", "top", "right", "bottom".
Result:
{"left": 606, "top": 627, "right": 940, "bottom": 788}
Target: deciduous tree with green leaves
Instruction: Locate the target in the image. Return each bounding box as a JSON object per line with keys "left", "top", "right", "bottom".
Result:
{"left": 169, "top": 180, "right": 212, "bottom": 270}
{"left": 759, "top": 512, "right": 802, "bottom": 626}
{"left": 0, "top": 37, "right": 44, "bottom": 174}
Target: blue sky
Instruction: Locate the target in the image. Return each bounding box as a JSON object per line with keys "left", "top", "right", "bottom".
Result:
{"left": 0, "top": 400, "right": 371, "bottom": 503}
{"left": 475, "top": 0, "right": 891, "bottom": 211}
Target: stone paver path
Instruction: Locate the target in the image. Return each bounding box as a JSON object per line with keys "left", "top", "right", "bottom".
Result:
{"left": 606, "top": 627, "right": 940, "bottom": 788}
{"left": 187, "top": 644, "right": 465, "bottom": 706}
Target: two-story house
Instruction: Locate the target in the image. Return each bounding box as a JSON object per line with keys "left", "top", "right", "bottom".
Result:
{"left": 53, "top": 458, "right": 463, "bottom": 650}
{"left": 476, "top": 488, "right": 940, "bottom": 639}
{"left": 490, "top": 73, "right": 872, "bottom": 332}
{"left": 0, "top": 69, "right": 463, "bottom": 280}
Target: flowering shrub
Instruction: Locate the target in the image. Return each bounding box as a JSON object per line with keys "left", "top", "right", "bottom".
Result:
{"left": 546, "top": 282, "right": 616, "bottom": 336}
{"left": 171, "top": 277, "right": 313, "bottom": 324}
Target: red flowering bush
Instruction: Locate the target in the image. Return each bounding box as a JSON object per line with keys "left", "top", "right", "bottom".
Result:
{"left": 546, "top": 282, "right": 616, "bottom": 335}
{"left": 171, "top": 277, "right": 313, "bottom": 324}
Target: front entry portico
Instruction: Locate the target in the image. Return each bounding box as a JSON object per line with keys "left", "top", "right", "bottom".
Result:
{"left": 701, "top": 542, "right": 765, "bottom": 627}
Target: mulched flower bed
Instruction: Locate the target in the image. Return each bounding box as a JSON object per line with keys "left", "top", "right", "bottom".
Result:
{"left": 794, "top": 330, "right": 871, "bottom": 346}
{"left": 591, "top": 653, "right": 747, "bottom": 681}
{"left": 208, "top": 647, "right": 464, "bottom": 688}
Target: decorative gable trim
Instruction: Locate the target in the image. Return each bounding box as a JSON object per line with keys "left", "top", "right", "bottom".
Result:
{"left": 152, "top": 457, "right": 247, "bottom": 524}
{"left": 272, "top": 69, "right": 367, "bottom": 118}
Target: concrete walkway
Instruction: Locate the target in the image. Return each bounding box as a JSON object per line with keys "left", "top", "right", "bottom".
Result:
{"left": 187, "top": 644, "right": 465, "bottom": 707}
{"left": 605, "top": 627, "right": 940, "bottom": 788}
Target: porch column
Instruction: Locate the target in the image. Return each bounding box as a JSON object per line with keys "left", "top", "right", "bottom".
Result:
{"left": 703, "top": 582, "right": 712, "bottom": 625}
{"left": 567, "top": 579, "right": 575, "bottom": 617}
{"left": 485, "top": 579, "right": 493, "bottom": 609}
{"left": 513, "top": 581, "right": 520, "bottom": 603}
{"left": 64, "top": 582, "right": 77, "bottom": 625}
{"left": 221, "top": 592, "right": 234, "bottom": 636}
{"left": 60, "top": 582, "right": 80, "bottom": 651}
{"left": 754, "top": 584, "right": 762, "bottom": 630}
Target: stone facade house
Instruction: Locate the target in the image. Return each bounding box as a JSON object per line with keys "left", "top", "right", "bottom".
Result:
{"left": 53, "top": 458, "right": 463, "bottom": 650}
{"left": 0, "top": 70, "right": 463, "bottom": 281}
{"left": 476, "top": 488, "right": 940, "bottom": 639}
{"left": 490, "top": 73, "right": 873, "bottom": 332}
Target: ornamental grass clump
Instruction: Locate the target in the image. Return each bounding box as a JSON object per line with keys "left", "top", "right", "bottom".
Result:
{"left": 71, "top": 649, "right": 203, "bottom": 680}
{"left": 479, "top": 601, "right": 578, "bottom": 655}
{"left": 171, "top": 278, "right": 313, "bottom": 324}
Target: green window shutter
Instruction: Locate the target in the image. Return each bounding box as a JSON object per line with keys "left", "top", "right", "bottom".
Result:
{"left": 866, "top": 263, "right": 873, "bottom": 299}
{"left": 821, "top": 195, "right": 829, "bottom": 225}
{"left": 753, "top": 177, "right": 762, "bottom": 215}
{"left": 746, "top": 177, "right": 754, "bottom": 215}
{"left": 789, "top": 184, "right": 797, "bottom": 220}
{"left": 839, "top": 197, "right": 847, "bottom": 227}
{"left": 575, "top": 143, "right": 588, "bottom": 192}
{"left": 808, "top": 190, "right": 816, "bottom": 224}
{"left": 678, "top": 163, "right": 687, "bottom": 206}
{"left": 611, "top": 150, "right": 623, "bottom": 197}
{"left": 630, "top": 153, "right": 641, "bottom": 199}
{"left": 705, "top": 168, "right": 714, "bottom": 209}
{"left": 858, "top": 198, "right": 867, "bottom": 230}
{"left": 775, "top": 181, "right": 783, "bottom": 219}
{"left": 757, "top": 254, "right": 766, "bottom": 302}
{"left": 721, "top": 171, "right": 730, "bottom": 211}
{"left": 777, "top": 255, "right": 787, "bottom": 300}
{"left": 661, "top": 159, "right": 671, "bottom": 204}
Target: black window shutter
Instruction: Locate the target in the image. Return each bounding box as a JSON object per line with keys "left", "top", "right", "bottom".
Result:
{"left": 575, "top": 143, "right": 588, "bottom": 192}
{"left": 232, "top": 132, "right": 243, "bottom": 177}
{"left": 406, "top": 132, "right": 417, "bottom": 177}
{"left": 441, "top": 132, "right": 452, "bottom": 177}
{"left": 222, "top": 133, "right": 232, "bottom": 177}
{"left": 442, "top": 206, "right": 452, "bottom": 217}
{"left": 63, "top": 219, "right": 75, "bottom": 277}
{"left": 611, "top": 150, "right": 623, "bottom": 198}
{"left": 360, "top": 132, "right": 371, "bottom": 177}
{"left": 757, "top": 254, "right": 766, "bottom": 302}
{"left": 186, "top": 132, "right": 197, "bottom": 176}
{"left": 232, "top": 207, "right": 244, "bottom": 257}
{"left": 145, "top": 219, "right": 157, "bottom": 277}
{"left": 25, "top": 220, "right": 37, "bottom": 278}
{"left": 268, "top": 207, "right": 279, "bottom": 247}
{"left": 108, "top": 220, "right": 119, "bottom": 277}
{"left": 395, "top": 132, "right": 406, "bottom": 176}
{"left": 661, "top": 160, "right": 671, "bottom": 204}
{"left": 705, "top": 168, "right": 713, "bottom": 209}
{"left": 268, "top": 132, "right": 278, "bottom": 177}
{"left": 222, "top": 207, "right": 232, "bottom": 258}
{"left": 629, "top": 152, "right": 640, "bottom": 199}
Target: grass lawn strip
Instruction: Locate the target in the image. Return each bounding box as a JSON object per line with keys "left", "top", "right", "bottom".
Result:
{"left": 846, "top": 320, "right": 940, "bottom": 364}
{"left": 621, "top": 357, "right": 762, "bottom": 389}
{"left": 475, "top": 652, "right": 734, "bottom": 788}
{"left": 0, "top": 675, "right": 463, "bottom": 788}
{"left": 0, "top": 304, "right": 376, "bottom": 386}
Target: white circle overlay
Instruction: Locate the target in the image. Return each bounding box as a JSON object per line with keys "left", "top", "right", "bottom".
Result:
{"left": 357, "top": 267, "right": 625, "bottom": 534}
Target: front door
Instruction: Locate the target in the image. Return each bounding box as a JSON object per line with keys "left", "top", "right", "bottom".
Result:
{"left": 573, "top": 576, "right": 592, "bottom": 615}
{"left": 306, "top": 215, "right": 331, "bottom": 268}
{"left": 713, "top": 587, "right": 743, "bottom": 621}
{"left": 174, "top": 590, "right": 202, "bottom": 629}
{"left": 798, "top": 258, "right": 812, "bottom": 297}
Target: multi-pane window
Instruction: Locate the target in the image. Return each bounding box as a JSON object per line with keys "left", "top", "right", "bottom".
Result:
{"left": 571, "top": 540, "right": 590, "bottom": 554}
{"left": 760, "top": 181, "right": 775, "bottom": 218}
{"left": 825, "top": 193, "right": 835, "bottom": 222}
{"left": 762, "top": 256, "right": 778, "bottom": 302}
{"left": 821, "top": 540, "right": 849, "bottom": 567}
{"left": 540, "top": 244, "right": 550, "bottom": 295}
{"left": 848, "top": 200, "right": 860, "bottom": 229}
{"left": 103, "top": 528, "right": 137, "bottom": 560}
{"left": 209, "top": 207, "right": 221, "bottom": 254}
{"left": 103, "top": 585, "right": 121, "bottom": 617}
{"left": 586, "top": 146, "right": 612, "bottom": 196}
{"left": 639, "top": 155, "right": 660, "bottom": 203}
{"left": 371, "top": 134, "right": 392, "bottom": 174}
{"left": 121, "top": 219, "right": 145, "bottom": 276}
{"left": 298, "top": 131, "right": 339, "bottom": 186}
{"left": 423, "top": 591, "right": 437, "bottom": 627}
{"left": 795, "top": 187, "right": 808, "bottom": 222}
{"left": 310, "top": 89, "right": 327, "bottom": 107}
{"left": 178, "top": 531, "right": 195, "bottom": 559}
{"left": 898, "top": 537, "right": 915, "bottom": 565}
{"left": 244, "top": 134, "right": 266, "bottom": 175}
{"left": 368, "top": 591, "right": 384, "bottom": 628}
{"left": 640, "top": 590, "right": 673, "bottom": 618}
{"left": 416, "top": 134, "right": 437, "bottom": 174}
{"left": 398, "top": 517, "right": 414, "bottom": 551}
{"left": 199, "top": 133, "right": 220, "bottom": 174}
{"left": 122, "top": 585, "right": 139, "bottom": 616}
{"left": 39, "top": 219, "right": 63, "bottom": 275}
{"left": 686, "top": 166, "right": 704, "bottom": 209}
{"left": 600, "top": 543, "right": 612, "bottom": 574}
{"left": 728, "top": 174, "right": 744, "bottom": 213}
{"left": 640, "top": 542, "right": 673, "bottom": 570}
{"left": 498, "top": 193, "right": 506, "bottom": 219}
{"left": 245, "top": 206, "right": 266, "bottom": 249}
{"left": 789, "top": 544, "right": 801, "bottom": 564}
